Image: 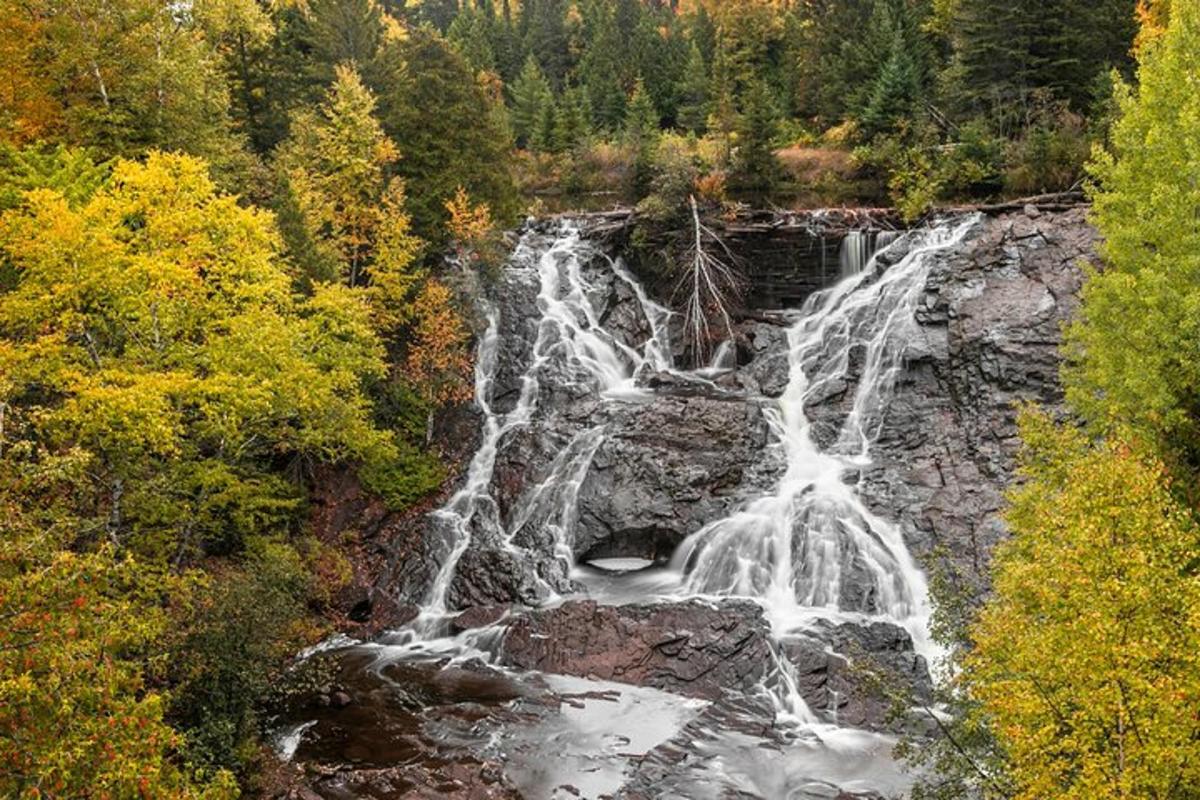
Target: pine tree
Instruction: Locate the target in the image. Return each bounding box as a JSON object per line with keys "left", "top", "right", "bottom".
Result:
{"left": 677, "top": 41, "right": 711, "bottom": 134}
{"left": 510, "top": 55, "right": 553, "bottom": 147}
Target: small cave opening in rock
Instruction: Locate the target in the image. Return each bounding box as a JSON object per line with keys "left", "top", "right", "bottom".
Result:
{"left": 578, "top": 527, "right": 686, "bottom": 572}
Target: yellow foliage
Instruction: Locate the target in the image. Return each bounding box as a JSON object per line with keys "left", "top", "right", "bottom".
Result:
{"left": 405, "top": 279, "right": 473, "bottom": 407}
{"left": 967, "top": 410, "right": 1200, "bottom": 799}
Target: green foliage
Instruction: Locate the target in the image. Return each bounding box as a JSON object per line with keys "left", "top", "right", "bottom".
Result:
{"left": 1067, "top": 0, "right": 1200, "bottom": 468}
{"left": 676, "top": 42, "right": 711, "bottom": 134}
{"left": 510, "top": 55, "right": 554, "bottom": 147}
{"left": 731, "top": 79, "right": 782, "bottom": 191}
{"left": 858, "top": 7, "right": 925, "bottom": 138}
{"left": 0, "top": 512, "right": 238, "bottom": 799}
{"left": 166, "top": 540, "right": 315, "bottom": 774}
{"left": 943, "top": 0, "right": 1138, "bottom": 115}
{"left": 373, "top": 26, "right": 518, "bottom": 241}
{"left": 359, "top": 442, "right": 448, "bottom": 511}
{"left": 1002, "top": 103, "right": 1090, "bottom": 195}
{"left": 635, "top": 134, "right": 701, "bottom": 225}
{"left": 275, "top": 64, "right": 399, "bottom": 288}
{"left": 0, "top": 144, "right": 110, "bottom": 212}
{"left": 553, "top": 85, "right": 593, "bottom": 153}
{"left": 624, "top": 78, "right": 661, "bottom": 194}
{"left": 1, "top": 0, "right": 249, "bottom": 167}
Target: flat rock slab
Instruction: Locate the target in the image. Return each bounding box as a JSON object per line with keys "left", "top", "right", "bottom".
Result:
{"left": 499, "top": 599, "right": 774, "bottom": 701}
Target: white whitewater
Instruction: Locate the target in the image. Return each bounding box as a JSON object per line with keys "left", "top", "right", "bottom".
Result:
{"left": 417, "top": 224, "right": 672, "bottom": 632}
{"left": 674, "top": 216, "right": 979, "bottom": 666}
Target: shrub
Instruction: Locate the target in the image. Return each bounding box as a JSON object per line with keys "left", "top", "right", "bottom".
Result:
{"left": 166, "top": 540, "right": 315, "bottom": 776}
{"left": 1004, "top": 106, "right": 1090, "bottom": 195}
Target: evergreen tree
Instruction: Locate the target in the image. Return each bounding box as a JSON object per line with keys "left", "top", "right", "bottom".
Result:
{"left": 630, "top": 9, "right": 689, "bottom": 125}
{"left": 677, "top": 41, "right": 712, "bottom": 134}
{"left": 732, "top": 78, "right": 782, "bottom": 190}
{"left": 624, "top": 78, "right": 660, "bottom": 194}
{"left": 510, "top": 55, "right": 553, "bottom": 147}
{"left": 373, "top": 26, "right": 518, "bottom": 240}
{"left": 577, "top": 7, "right": 628, "bottom": 131}
{"left": 946, "top": 0, "right": 1137, "bottom": 116}
{"left": 530, "top": 91, "right": 558, "bottom": 152}
{"left": 553, "top": 85, "right": 592, "bottom": 152}
{"left": 448, "top": 7, "right": 498, "bottom": 74}
{"left": 521, "top": 0, "right": 571, "bottom": 86}
{"left": 859, "top": 16, "right": 924, "bottom": 137}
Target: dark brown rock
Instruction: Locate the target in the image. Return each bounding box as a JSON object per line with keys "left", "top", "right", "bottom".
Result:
{"left": 450, "top": 605, "right": 510, "bottom": 633}
{"left": 499, "top": 599, "right": 774, "bottom": 700}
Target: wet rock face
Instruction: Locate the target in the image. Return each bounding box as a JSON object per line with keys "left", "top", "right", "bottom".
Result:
{"left": 785, "top": 620, "right": 933, "bottom": 732}
{"left": 851, "top": 209, "right": 1095, "bottom": 588}
{"left": 500, "top": 599, "right": 774, "bottom": 700}
{"left": 573, "top": 394, "right": 782, "bottom": 563}
{"left": 498, "top": 599, "right": 932, "bottom": 733}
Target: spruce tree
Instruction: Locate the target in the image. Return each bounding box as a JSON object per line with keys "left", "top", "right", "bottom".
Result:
{"left": 859, "top": 22, "right": 923, "bottom": 137}
{"left": 946, "top": 0, "right": 1137, "bottom": 115}
{"left": 553, "top": 85, "right": 591, "bottom": 152}
{"left": 578, "top": 9, "right": 629, "bottom": 131}
{"left": 510, "top": 55, "right": 553, "bottom": 147}
{"left": 677, "top": 41, "right": 711, "bottom": 134}
{"left": 521, "top": 0, "right": 571, "bottom": 86}
{"left": 373, "top": 27, "right": 518, "bottom": 240}
{"left": 447, "top": 8, "right": 497, "bottom": 74}
{"left": 530, "top": 92, "right": 558, "bottom": 153}
{"left": 624, "top": 78, "right": 660, "bottom": 195}
{"left": 732, "top": 78, "right": 781, "bottom": 191}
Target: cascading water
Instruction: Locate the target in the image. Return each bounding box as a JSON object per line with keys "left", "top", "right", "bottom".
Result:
{"left": 279, "top": 214, "right": 985, "bottom": 799}
{"left": 675, "top": 217, "right": 979, "bottom": 662}
{"left": 416, "top": 223, "right": 673, "bottom": 633}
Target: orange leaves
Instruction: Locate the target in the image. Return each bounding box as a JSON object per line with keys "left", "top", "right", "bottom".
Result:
{"left": 0, "top": 8, "right": 59, "bottom": 145}
{"left": 1135, "top": 0, "right": 1171, "bottom": 54}
{"left": 445, "top": 186, "right": 495, "bottom": 250}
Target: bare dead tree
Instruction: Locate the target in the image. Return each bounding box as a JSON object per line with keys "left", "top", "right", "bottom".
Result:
{"left": 671, "top": 195, "right": 745, "bottom": 368}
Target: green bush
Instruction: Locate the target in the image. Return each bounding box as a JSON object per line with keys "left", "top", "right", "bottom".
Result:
{"left": 166, "top": 540, "right": 313, "bottom": 775}
{"left": 1003, "top": 105, "right": 1090, "bottom": 195}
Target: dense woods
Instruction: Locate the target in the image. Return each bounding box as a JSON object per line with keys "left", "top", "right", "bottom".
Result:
{"left": 1, "top": 0, "right": 1197, "bottom": 797}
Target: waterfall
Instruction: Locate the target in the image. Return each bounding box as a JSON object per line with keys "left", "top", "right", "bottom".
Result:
{"left": 838, "top": 229, "right": 901, "bottom": 279}
{"left": 674, "top": 216, "right": 979, "bottom": 663}
{"left": 417, "top": 224, "right": 672, "bottom": 631}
